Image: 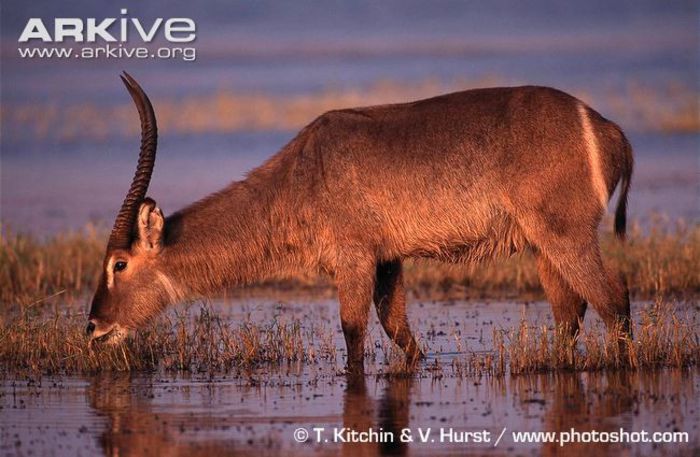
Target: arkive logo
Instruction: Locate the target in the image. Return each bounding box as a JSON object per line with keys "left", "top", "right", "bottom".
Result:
{"left": 17, "top": 9, "right": 197, "bottom": 61}
{"left": 19, "top": 9, "right": 196, "bottom": 43}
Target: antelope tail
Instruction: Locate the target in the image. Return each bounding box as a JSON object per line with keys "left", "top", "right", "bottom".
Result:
{"left": 614, "top": 135, "right": 633, "bottom": 241}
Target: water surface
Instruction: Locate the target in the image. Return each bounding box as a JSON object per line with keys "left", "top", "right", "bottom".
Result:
{"left": 2, "top": 299, "right": 698, "bottom": 456}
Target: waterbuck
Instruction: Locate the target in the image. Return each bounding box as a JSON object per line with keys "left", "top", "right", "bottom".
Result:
{"left": 87, "top": 72, "right": 633, "bottom": 369}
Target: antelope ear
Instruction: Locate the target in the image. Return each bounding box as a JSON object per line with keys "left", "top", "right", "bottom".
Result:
{"left": 136, "top": 197, "right": 164, "bottom": 252}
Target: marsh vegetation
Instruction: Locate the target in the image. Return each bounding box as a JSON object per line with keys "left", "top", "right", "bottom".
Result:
{"left": 2, "top": 219, "right": 698, "bottom": 308}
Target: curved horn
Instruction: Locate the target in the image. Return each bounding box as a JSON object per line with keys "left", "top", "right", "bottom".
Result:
{"left": 107, "top": 71, "right": 158, "bottom": 250}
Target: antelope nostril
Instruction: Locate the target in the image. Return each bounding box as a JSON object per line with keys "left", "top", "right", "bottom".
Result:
{"left": 86, "top": 321, "right": 96, "bottom": 336}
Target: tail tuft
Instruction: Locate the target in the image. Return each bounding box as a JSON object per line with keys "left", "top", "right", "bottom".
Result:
{"left": 614, "top": 135, "right": 634, "bottom": 241}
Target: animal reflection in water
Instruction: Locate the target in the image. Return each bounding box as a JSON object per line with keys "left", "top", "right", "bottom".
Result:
{"left": 341, "top": 374, "right": 411, "bottom": 457}
{"left": 84, "top": 370, "right": 692, "bottom": 457}
{"left": 87, "top": 373, "right": 412, "bottom": 457}
{"left": 517, "top": 372, "right": 635, "bottom": 457}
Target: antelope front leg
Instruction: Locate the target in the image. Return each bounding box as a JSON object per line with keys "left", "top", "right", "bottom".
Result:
{"left": 336, "top": 259, "right": 375, "bottom": 373}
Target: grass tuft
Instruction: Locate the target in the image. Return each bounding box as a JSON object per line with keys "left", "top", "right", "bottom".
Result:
{"left": 1, "top": 219, "right": 698, "bottom": 307}
{"left": 1, "top": 300, "right": 695, "bottom": 377}
{"left": 0, "top": 304, "right": 337, "bottom": 376}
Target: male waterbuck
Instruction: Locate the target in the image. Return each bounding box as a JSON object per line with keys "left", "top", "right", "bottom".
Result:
{"left": 88, "top": 72, "right": 633, "bottom": 369}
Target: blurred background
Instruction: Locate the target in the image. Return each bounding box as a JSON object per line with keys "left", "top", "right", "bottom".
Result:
{"left": 1, "top": 0, "right": 698, "bottom": 235}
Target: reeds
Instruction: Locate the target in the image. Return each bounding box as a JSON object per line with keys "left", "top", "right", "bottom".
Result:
{"left": 436, "top": 300, "right": 698, "bottom": 379}
{"left": 1, "top": 217, "right": 697, "bottom": 377}
{"left": 0, "top": 303, "right": 338, "bottom": 375}
{"left": 2, "top": 219, "right": 697, "bottom": 308}
{"left": 0, "top": 225, "right": 104, "bottom": 306}
{"left": 497, "top": 300, "right": 699, "bottom": 375}
{"left": 0, "top": 299, "right": 696, "bottom": 377}
{"left": 405, "top": 219, "right": 700, "bottom": 300}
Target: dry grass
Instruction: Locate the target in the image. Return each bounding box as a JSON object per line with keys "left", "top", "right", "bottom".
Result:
{"left": 405, "top": 218, "right": 700, "bottom": 300}
{"left": 1, "top": 217, "right": 697, "bottom": 377}
{"left": 0, "top": 300, "right": 696, "bottom": 377}
{"left": 599, "top": 80, "right": 699, "bottom": 134}
{"left": 0, "top": 304, "right": 338, "bottom": 375}
{"left": 1, "top": 219, "right": 698, "bottom": 308}
{"left": 2, "top": 78, "right": 697, "bottom": 142}
{"left": 0, "top": 225, "right": 105, "bottom": 306}
{"left": 410, "top": 300, "right": 699, "bottom": 379}
{"left": 500, "top": 300, "right": 699, "bottom": 375}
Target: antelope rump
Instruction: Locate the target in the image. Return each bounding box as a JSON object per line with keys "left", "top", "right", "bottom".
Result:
{"left": 87, "top": 72, "right": 633, "bottom": 370}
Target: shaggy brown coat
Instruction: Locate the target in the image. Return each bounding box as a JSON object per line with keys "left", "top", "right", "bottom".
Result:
{"left": 89, "top": 83, "right": 633, "bottom": 369}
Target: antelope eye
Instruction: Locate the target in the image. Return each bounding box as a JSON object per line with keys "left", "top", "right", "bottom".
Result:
{"left": 114, "top": 261, "right": 127, "bottom": 272}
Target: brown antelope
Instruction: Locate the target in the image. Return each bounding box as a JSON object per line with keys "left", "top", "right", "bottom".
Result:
{"left": 87, "top": 72, "right": 633, "bottom": 370}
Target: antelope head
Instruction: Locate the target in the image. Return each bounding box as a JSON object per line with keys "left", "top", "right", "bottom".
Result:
{"left": 87, "top": 72, "right": 173, "bottom": 345}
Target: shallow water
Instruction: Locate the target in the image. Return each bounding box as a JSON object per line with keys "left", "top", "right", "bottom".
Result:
{"left": 2, "top": 369, "right": 698, "bottom": 456}
{"left": 1, "top": 300, "right": 698, "bottom": 456}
